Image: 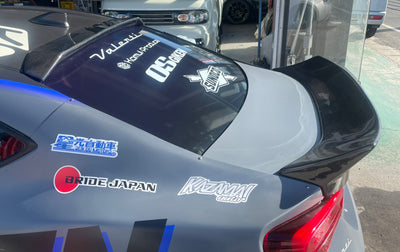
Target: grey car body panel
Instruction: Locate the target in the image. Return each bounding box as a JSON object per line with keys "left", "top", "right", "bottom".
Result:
{"left": 0, "top": 92, "right": 323, "bottom": 251}
{"left": 329, "top": 184, "right": 365, "bottom": 252}
{"left": 0, "top": 80, "right": 361, "bottom": 252}
{"left": 0, "top": 78, "right": 69, "bottom": 136}
{"left": 205, "top": 62, "right": 318, "bottom": 173}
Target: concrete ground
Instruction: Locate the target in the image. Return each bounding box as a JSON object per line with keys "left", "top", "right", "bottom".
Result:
{"left": 350, "top": 39, "right": 400, "bottom": 252}
{"left": 220, "top": 23, "right": 400, "bottom": 252}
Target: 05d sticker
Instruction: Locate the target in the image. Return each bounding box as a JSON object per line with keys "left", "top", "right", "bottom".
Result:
{"left": 54, "top": 166, "right": 157, "bottom": 194}
{"left": 178, "top": 176, "right": 257, "bottom": 204}
{"left": 51, "top": 134, "right": 118, "bottom": 158}
{"left": 184, "top": 66, "right": 237, "bottom": 93}
{"left": 0, "top": 25, "right": 29, "bottom": 57}
{"left": 145, "top": 48, "right": 187, "bottom": 83}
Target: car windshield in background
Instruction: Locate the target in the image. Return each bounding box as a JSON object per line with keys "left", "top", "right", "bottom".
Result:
{"left": 42, "top": 20, "right": 248, "bottom": 155}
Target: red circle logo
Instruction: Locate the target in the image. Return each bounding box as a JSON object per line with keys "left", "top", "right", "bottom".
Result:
{"left": 54, "top": 166, "right": 81, "bottom": 194}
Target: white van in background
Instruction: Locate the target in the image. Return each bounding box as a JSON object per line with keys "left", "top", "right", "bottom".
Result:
{"left": 367, "top": 0, "right": 389, "bottom": 37}
{"left": 101, "top": 0, "right": 223, "bottom": 51}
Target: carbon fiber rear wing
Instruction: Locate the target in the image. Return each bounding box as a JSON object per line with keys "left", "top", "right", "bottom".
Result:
{"left": 275, "top": 57, "right": 380, "bottom": 196}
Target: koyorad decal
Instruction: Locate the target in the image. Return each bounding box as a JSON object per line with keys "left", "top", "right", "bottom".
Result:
{"left": 51, "top": 134, "right": 118, "bottom": 158}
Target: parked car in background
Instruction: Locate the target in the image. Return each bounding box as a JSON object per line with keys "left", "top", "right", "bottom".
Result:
{"left": 223, "top": 0, "right": 268, "bottom": 24}
{"left": 366, "top": 0, "right": 388, "bottom": 38}
{"left": 101, "top": 0, "right": 223, "bottom": 52}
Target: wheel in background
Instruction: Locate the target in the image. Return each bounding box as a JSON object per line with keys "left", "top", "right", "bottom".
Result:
{"left": 223, "top": 0, "right": 251, "bottom": 24}
{"left": 366, "top": 25, "right": 377, "bottom": 38}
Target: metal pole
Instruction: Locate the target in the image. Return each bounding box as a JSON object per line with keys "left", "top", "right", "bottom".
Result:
{"left": 305, "top": 0, "right": 314, "bottom": 60}
{"left": 272, "top": 0, "right": 283, "bottom": 68}
{"left": 289, "top": 0, "right": 309, "bottom": 64}
{"left": 257, "top": 0, "right": 262, "bottom": 61}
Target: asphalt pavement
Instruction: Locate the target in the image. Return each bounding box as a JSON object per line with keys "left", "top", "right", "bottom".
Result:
{"left": 349, "top": 1, "right": 400, "bottom": 249}
{"left": 374, "top": 0, "right": 400, "bottom": 56}
{"left": 220, "top": 21, "right": 400, "bottom": 252}
{"left": 350, "top": 39, "right": 400, "bottom": 252}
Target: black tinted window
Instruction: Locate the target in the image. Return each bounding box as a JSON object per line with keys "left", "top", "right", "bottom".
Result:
{"left": 44, "top": 21, "right": 247, "bottom": 154}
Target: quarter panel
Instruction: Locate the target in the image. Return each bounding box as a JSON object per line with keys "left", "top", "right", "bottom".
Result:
{"left": 0, "top": 78, "right": 69, "bottom": 136}
{"left": 0, "top": 99, "right": 322, "bottom": 251}
{"left": 329, "top": 184, "right": 365, "bottom": 252}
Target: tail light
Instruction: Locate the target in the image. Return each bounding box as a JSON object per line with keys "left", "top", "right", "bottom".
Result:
{"left": 368, "top": 15, "right": 383, "bottom": 20}
{"left": 0, "top": 122, "right": 37, "bottom": 167}
{"left": 263, "top": 189, "right": 344, "bottom": 252}
{"left": 1, "top": 135, "right": 23, "bottom": 160}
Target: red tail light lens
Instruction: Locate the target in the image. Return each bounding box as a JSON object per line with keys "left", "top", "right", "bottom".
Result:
{"left": 368, "top": 15, "right": 383, "bottom": 20}
{"left": 0, "top": 123, "right": 37, "bottom": 167}
{"left": 0, "top": 135, "right": 23, "bottom": 160}
{"left": 263, "top": 189, "right": 344, "bottom": 252}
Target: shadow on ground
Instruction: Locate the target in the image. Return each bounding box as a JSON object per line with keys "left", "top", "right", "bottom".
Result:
{"left": 352, "top": 187, "right": 400, "bottom": 252}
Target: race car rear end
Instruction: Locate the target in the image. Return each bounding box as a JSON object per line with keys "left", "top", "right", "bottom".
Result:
{"left": 0, "top": 6, "right": 379, "bottom": 252}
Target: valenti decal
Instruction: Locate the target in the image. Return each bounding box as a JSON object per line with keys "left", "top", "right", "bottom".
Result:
{"left": 54, "top": 166, "right": 157, "bottom": 194}
{"left": 178, "top": 176, "right": 257, "bottom": 204}
{"left": 145, "top": 48, "right": 187, "bottom": 83}
{"left": 89, "top": 32, "right": 143, "bottom": 61}
{"left": 184, "top": 66, "right": 237, "bottom": 93}
{"left": 51, "top": 134, "right": 118, "bottom": 158}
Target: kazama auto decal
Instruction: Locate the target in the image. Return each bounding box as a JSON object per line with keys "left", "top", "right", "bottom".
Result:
{"left": 184, "top": 66, "right": 237, "bottom": 93}
{"left": 54, "top": 166, "right": 157, "bottom": 194}
{"left": 145, "top": 48, "right": 187, "bottom": 83}
{"left": 178, "top": 176, "right": 257, "bottom": 204}
{"left": 0, "top": 220, "right": 174, "bottom": 252}
{"left": 51, "top": 134, "right": 118, "bottom": 158}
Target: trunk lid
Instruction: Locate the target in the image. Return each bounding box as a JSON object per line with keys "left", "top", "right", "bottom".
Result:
{"left": 207, "top": 57, "right": 380, "bottom": 196}
{"left": 204, "top": 63, "right": 319, "bottom": 173}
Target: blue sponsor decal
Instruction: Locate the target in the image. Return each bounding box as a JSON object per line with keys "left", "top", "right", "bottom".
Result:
{"left": 159, "top": 225, "right": 175, "bottom": 252}
{"left": 52, "top": 237, "right": 64, "bottom": 252}
{"left": 1, "top": 220, "right": 174, "bottom": 252}
{"left": 51, "top": 134, "right": 118, "bottom": 158}
{"left": 102, "top": 232, "right": 114, "bottom": 252}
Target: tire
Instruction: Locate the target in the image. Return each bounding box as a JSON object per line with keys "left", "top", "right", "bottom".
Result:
{"left": 366, "top": 26, "right": 377, "bottom": 38}
{"left": 223, "top": 0, "right": 251, "bottom": 24}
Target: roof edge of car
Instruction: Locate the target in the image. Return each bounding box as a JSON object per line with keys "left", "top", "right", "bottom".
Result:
{"left": 21, "top": 16, "right": 143, "bottom": 82}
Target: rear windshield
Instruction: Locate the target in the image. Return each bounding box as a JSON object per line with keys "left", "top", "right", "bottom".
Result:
{"left": 43, "top": 20, "right": 248, "bottom": 154}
